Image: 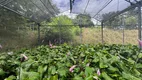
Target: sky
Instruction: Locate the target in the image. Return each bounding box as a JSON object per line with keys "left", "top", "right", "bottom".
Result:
{"left": 52, "top": 0, "right": 133, "bottom": 20}
{"left": 0, "top": 0, "right": 136, "bottom": 23}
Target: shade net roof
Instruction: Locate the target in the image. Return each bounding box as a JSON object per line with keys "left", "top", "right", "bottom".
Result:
{"left": 0, "top": 0, "right": 141, "bottom": 23}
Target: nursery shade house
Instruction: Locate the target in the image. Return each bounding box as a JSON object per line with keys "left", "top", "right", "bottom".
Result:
{"left": 1, "top": 0, "right": 142, "bottom": 80}
{"left": 0, "top": 0, "right": 142, "bottom": 43}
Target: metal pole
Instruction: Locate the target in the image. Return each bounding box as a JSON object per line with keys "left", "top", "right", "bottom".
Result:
{"left": 58, "top": 20, "right": 61, "bottom": 44}
{"left": 122, "top": 15, "right": 125, "bottom": 45}
{"left": 101, "top": 21, "right": 104, "bottom": 44}
{"left": 59, "top": 25, "right": 61, "bottom": 44}
{"left": 79, "top": 19, "right": 82, "bottom": 44}
{"left": 81, "top": 27, "right": 82, "bottom": 43}
{"left": 37, "top": 23, "right": 40, "bottom": 45}
{"left": 138, "top": 4, "right": 141, "bottom": 40}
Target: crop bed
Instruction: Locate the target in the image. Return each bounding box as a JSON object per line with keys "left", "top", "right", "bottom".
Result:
{"left": 0, "top": 44, "right": 142, "bottom": 80}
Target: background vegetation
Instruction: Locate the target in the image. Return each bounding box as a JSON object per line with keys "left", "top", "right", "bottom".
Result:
{"left": 0, "top": 8, "right": 38, "bottom": 51}
{"left": 41, "top": 15, "right": 80, "bottom": 44}
{"left": 73, "top": 14, "right": 94, "bottom": 26}
{"left": 0, "top": 6, "right": 139, "bottom": 51}
{"left": 103, "top": 9, "right": 137, "bottom": 29}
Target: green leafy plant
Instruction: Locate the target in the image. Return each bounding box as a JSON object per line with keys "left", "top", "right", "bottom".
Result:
{"left": 0, "top": 44, "right": 142, "bottom": 80}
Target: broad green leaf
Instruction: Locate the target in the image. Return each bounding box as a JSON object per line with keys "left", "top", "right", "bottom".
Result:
{"left": 4, "top": 75, "right": 16, "bottom": 80}
{"left": 66, "top": 62, "right": 72, "bottom": 67}
{"left": 43, "top": 78, "right": 50, "bottom": 80}
{"left": 122, "top": 72, "right": 141, "bottom": 80}
{"left": 101, "top": 72, "right": 113, "bottom": 80}
{"left": 108, "top": 65, "right": 119, "bottom": 72}
{"left": 85, "top": 66, "right": 94, "bottom": 77}
{"left": 38, "top": 65, "right": 47, "bottom": 80}
{"left": 133, "top": 69, "right": 141, "bottom": 76}
{"left": 136, "top": 63, "right": 142, "bottom": 68}
{"left": 73, "top": 76, "right": 83, "bottom": 80}
{"left": 0, "top": 56, "right": 6, "bottom": 60}
{"left": 0, "top": 68, "right": 5, "bottom": 76}
{"left": 48, "top": 66, "right": 56, "bottom": 75}
{"left": 109, "top": 55, "right": 119, "bottom": 63}
{"left": 128, "top": 58, "right": 135, "bottom": 64}
{"left": 85, "top": 75, "right": 93, "bottom": 80}
{"left": 80, "top": 53, "right": 85, "bottom": 57}
{"left": 57, "top": 68, "right": 66, "bottom": 76}
{"left": 22, "top": 71, "right": 40, "bottom": 80}
{"left": 110, "top": 74, "right": 120, "bottom": 77}
{"left": 117, "top": 62, "right": 129, "bottom": 73}
{"left": 118, "top": 77, "right": 125, "bottom": 80}
{"left": 70, "top": 57, "right": 76, "bottom": 64}
{"left": 138, "top": 53, "right": 142, "bottom": 58}
{"left": 50, "top": 75, "right": 58, "bottom": 80}
{"left": 93, "top": 58, "right": 99, "bottom": 63}
{"left": 44, "top": 66, "right": 48, "bottom": 73}
{"left": 99, "top": 62, "right": 108, "bottom": 68}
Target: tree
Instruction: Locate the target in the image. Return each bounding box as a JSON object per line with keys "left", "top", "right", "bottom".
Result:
{"left": 73, "top": 14, "right": 94, "bottom": 26}
{"left": 0, "top": 7, "right": 26, "bottom": 37}
{"left": 102, "top": 9, "right": 137, "bottom": 29}
{"left": 125, "top": 16, "right": 137, "bottom": 29}
{"left": 41, "top": 15, "right": 80, "bottom": 44}
{"left": 0, "top": 7, "right": 38, "bottom": 50}
{"left": 102, "top": 12, "right": 121, "bottom": 29}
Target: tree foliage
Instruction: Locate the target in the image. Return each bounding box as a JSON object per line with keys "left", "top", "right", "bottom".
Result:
{"left": 73, "top": 14, "right": 94, "bottom": 26}
{"left": 0, "top": 7, "right": 39, "bottom": 51}
{"left": 125, "top": 16, "right": 137, "bottom": 29}
{"left": 103, "top": 9, "right": 137, "bottom": 29}
{"left": 41, "top": 15, "right": 80, "bottom": 44}
{"left": 0, "top": 7, "right": 26, "bottom": 37}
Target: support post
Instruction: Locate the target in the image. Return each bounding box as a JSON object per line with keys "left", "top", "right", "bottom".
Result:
{"left": 79, "top": 19, "right": 82, "bottom": 44}
{"left": 59, "top": 25, "right": 61, "bottom": 44}
{"left": 81, "top": 26, "right": 82, "bottom": 44}
{"left": 138, "top": 3, "right": 141, "bottom": 41}
{"left": 37, "top": 23, "right": 40, "bottom": 45}
{"left": 122, "top": 15, "right": 125, "bottom": 45}
{"left": 101, "top": 21, "right": 104, "bottom": 44}
{"left": 58, "top": 20, "right": 61, "bottom": 44}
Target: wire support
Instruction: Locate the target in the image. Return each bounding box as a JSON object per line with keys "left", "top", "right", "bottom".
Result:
{"left": 47, "top": 0, "right": 59, "bottom": 15}
{"left": 40, "top": 0, "right": 54, "bottom": 17}
{"left": 0, "top": 4, "right": 38, "bottom": 23}
{"left": 83, "top": 0, "right": 91, "bottom": 14}
{"left": 0, "top": 0, "right": 14, "bottom": 6}
{"left": 93, "top": 0, "right": 113, "bottom": 18}
{"left": 29, "top": 0, "right": 48, "bottom": 15}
